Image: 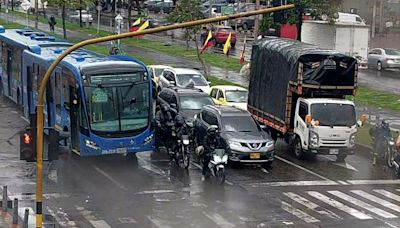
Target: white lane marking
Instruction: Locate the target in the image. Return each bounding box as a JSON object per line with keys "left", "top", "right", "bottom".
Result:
{"left": 331, "top": 162, "right": 359, "bottom": 172}
{"left": 18, "top": 207, "right": 36, "bottom": 227}
{"left": 76, "top": 206, "right": 112, "bottom": 228}
{"left": 281, "top": 201, "right": 320, "bottom": 223}
{"left": 351, "top": 190, "right": 400, "bottom": 213}
{"left": 93, "top": 165, "right": 127, "bottom": 191}
{"left": 136, "top": 190, "right": 176, "bottom": 194}
{"left": 347, "top": 179, "right": 400, "bottom": 185}
{"left": 373, "top": 189, "right": 400, "bottom": 202}
{"left": 338, "top": 181, "right": 350, "bottom": 185}
{"left": 320, "top": 155, "right": 359, "bottom": 172}
{"left": 248, "top": 180, "right": 337, "bottom": 187}
{"left": 275, "top": 155, "right": 333, "bottom": 181}
{"left": 203, "top": 211, "right": 236, "bottom": 228}
{"left": 147, "top": 216, "right": 173, "bottom": 228}
{"left": 307, "top": 191, "right": 372, "bottom": 220}
{"left": 9, "top": 193, "right": 69, "bottom": 201}
{"left": 46, "top": 206, "right": 78, "bottom": 227}
{"left": 283, "top": 192, "right": 342, "bottom": 220}
{"left": 328, "top": 190, "right": 397, "bottom": 218}
{"left": 141, "top": 164, "right": 166, "bottom": 176}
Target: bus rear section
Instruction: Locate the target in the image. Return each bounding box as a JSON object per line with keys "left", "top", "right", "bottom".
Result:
{"left": 76, "top": 61, "right": 154, "bottom": 156}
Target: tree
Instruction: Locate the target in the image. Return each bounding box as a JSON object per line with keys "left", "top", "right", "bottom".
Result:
{"left": 168, "top": 0, "right": 209, "bottom": 78}
{"left": 262, "top": 0, "right": 343, "bottom": 41}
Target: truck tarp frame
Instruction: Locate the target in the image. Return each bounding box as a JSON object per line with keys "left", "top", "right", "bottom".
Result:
{"left": 248, "top": 37, "right": 357, "bottom": 129}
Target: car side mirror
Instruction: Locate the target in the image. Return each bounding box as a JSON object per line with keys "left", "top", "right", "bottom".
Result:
{"left": 169, "top": 80, "right": 176, "bottom": 86}
{"left": 207, "top": 81, "right": 211, "bottom": 85}
{"left": 260, "top": 125, "right": 267, "bottom": 130}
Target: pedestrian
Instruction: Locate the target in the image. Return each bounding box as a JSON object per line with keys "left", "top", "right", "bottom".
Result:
{"left": 48, "top": 15, "right": 56, "bottom": 33}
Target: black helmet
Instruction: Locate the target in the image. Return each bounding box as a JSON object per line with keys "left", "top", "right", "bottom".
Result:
{"left": 161, "top": 104, "right": 170, "bottom": 113}
{"left": 207, "top": 125, "right": 218, "bottom": 135}
{"left": 381, "top": 120, "right": 390, "bottom": 129}
{"left": 175, "top": 115, "right": 185, "bottom": 127}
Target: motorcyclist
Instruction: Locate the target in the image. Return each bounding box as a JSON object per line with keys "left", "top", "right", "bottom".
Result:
{"left": 199, "top": 125, "right": 228, "bottom": 181}
{"left": 170, "top": 114, "right": 190, "bottom": 156}
{"left": 369, "top": 120, "right": 391, "bottom": 156}
{"left": 155, "top": 104, "right": 174, "bottom": 149}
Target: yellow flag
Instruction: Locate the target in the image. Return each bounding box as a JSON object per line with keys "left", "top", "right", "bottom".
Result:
{"left": 223, "top": 32, "right": 232, "bottom": 56}
{"left": 132, "top": 18, "right": 141, "bottom": 26}
{"left": 137, "top": 20, "right": 149, "bottom": 32}
{"left": 203, "top": 30, "right": 212, "bottom": 46}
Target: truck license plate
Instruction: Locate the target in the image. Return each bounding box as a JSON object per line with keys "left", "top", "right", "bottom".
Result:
{"left": 329, "top": 149, "right": 339, "bottom": 155}
{"left": 250, "top": 153, "right": 260, "bottom": 159}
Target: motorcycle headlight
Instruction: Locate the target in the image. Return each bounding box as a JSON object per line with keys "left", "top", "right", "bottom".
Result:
{"left": 349, "top": 134, "right": 356, "bottom": 147}
{"left": 389, "top": 140, "right": 395, "bottom": 146}
{"left": 222, "top": 155, "right": 228, "bottom": 163}
{"left": 183, "top": 139, "right": 190, "bottom": 145}
{"left": 213, "top": 154, "right": 222, "bottom": 163}
{"left": 229, "top": 141, "right": 242, "bottom": 148}
{"left": 309, "top": 131, "right": 319, "bottom": 148}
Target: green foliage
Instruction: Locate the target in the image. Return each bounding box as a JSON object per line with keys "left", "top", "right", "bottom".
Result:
{"left": 168, "top": 0, "right": 205, "bottom": 39}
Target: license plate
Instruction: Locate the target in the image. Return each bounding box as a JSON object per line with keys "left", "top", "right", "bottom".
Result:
{"left": 329, "top": 149, "right": 339, "bottom": 155}
{"left": 250, "top": 153, "right": 261, "bottom": 159}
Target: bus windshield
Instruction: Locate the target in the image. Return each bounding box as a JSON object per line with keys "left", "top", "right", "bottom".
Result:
{"left": 84, "top": 81, "right": 150, "bottom": 135}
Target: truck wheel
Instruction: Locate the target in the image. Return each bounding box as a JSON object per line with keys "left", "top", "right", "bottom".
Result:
{"left": 336, "top": 154, "right": 347, "bottom": 162}
{"left": 293, "top": 137, "right": 305, "bottom": 160}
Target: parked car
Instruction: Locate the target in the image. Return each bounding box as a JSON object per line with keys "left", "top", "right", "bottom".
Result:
{"left": 201, "top": 26, "right": 237, "bottom": 48}
{"left": 193, "top": 105, "right": 275, "bottom": 166}
{"left": 149, "top": 2, "right": 174, "bottom": 13}
{"left": 368, "top": 48, "right": 400, "bottom": 71}
{"left": 231, "top": 3, "right": 256, "bottom": 30}
{"left": 69, "top": 10, "right": 93, "bottom": 24}
{"left": 159, "top": 68, "right": 211, "bottom": 93}
{"left": 157, "top": 87, "right": 215, "bottom": 125}
{"left": 209, "top": 85, "right": 248, "bottom": 110}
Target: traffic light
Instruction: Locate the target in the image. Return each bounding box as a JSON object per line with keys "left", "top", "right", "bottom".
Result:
{"left": 20, "top": 128, "right": 36, "bottom": 162}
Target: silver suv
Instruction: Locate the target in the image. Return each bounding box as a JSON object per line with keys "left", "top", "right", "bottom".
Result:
{"left": 193, "top": 105, "right": 275, "bottom": 166}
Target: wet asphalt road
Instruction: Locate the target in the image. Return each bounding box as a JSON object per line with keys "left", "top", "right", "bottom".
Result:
{"left": 1, "top": 97, "right": 400, "bottom": 228}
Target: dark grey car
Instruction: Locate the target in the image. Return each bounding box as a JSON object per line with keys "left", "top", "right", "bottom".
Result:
{"left": 193, "top": 105, "right": 275, "bottom": 165}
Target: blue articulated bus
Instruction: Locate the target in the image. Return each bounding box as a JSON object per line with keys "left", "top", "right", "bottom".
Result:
{"left": 0, "top": 27, "right": 154, "bottom": 156}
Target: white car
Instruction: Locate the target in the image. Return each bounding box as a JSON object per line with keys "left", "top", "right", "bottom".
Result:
{"left": 159, "top": 68, "right": 210, "bottom": 92}
{"left": 69, "top": 10, "right": 93, "bottom": 24}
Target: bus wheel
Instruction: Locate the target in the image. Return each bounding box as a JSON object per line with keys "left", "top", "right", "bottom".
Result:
{"left": 126, "top": 153, "right": 137, "bottom": 161}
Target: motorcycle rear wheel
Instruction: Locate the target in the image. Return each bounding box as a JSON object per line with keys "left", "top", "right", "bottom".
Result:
{"left": 216, "top": 169, "right": 225, "bottom": 185}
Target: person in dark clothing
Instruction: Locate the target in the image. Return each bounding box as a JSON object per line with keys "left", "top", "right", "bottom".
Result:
{"left": 369, "top": 120, "right": 391, "bottom": 156}
{"left": 155, "top": 104, "right": 174, "bottom": 149}
{"left": 199, "top": 125, "right": 228, "bottom": 180}
{"left": 49, "top": 15, "right": 56, "bottom": 33}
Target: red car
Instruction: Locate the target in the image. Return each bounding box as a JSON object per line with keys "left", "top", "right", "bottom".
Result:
{"left": 201, "top": 26, "right": 237, "bottom": 48}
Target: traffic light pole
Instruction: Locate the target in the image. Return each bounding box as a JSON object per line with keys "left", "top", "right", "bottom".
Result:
{"left": 34, "top": 4, "right": 295, "bottom": 227}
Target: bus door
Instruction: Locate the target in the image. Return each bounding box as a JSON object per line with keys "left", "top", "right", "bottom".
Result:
{"left": 6, "top": 48, "right": 12, "bottom": 96}
{"left": 53, "top": 68, "right": 62, "bottom": 125}
{"left": 69, "top": 86, "right": 80, "bottom": 153}
{"left": 26, "top": 66, "right": 33, "bottom": 115}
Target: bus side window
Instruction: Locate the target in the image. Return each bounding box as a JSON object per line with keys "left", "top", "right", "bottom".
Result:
{"left": 63, "top": 78, "right": 70, "bottom": 111}
{"left": 54, "top": 72, "right": 62, "bottom": 112}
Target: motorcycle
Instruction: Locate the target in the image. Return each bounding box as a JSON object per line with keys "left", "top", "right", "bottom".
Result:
{"left": 393, "top": 134, "right": 400, "bottom": 177}
{"left": 204, "top": 149, "right": 228, "bottom": 185}
{"left": 175, "top": 134, "right": 191, "bottom": 169}
{"left": 372, "top": 134, "right": 396, "bottom": 167}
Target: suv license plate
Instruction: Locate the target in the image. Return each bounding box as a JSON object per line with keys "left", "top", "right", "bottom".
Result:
{"left": 250, "top": 153, "right": 260, "bottom": 159}
{"left": 329, "top": 149, "right": 339, "bottom": 155}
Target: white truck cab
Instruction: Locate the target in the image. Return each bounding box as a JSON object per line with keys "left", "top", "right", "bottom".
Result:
{"left": 293, "top": 98, "right": 357, "bottom": 161}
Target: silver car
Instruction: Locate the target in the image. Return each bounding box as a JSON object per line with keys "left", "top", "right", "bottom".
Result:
{"left": 193, "top": 105, "right": 275, "bottom": 166}
{"left": 368, "top": 48, "right": 400, "bottom": 71}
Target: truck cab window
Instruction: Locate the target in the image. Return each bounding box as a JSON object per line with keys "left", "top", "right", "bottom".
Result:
{"left": 218, "top": 90, "right": 225, "bottom": 99}
{"left": 299, "top": 102, "right": 308, "bottom": 121}
{"left": 210, "top": 89, "right": 218, "bottom": 98}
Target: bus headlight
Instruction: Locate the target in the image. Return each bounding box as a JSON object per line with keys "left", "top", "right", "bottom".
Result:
{"left": 144, "top": 134, "right": 154, "bottom": 144}
{"left": 349, "top": 134, "right": 356, "bottom": 147}
{"left": 309, "top": 131, "right": 319, "bottom": 148}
